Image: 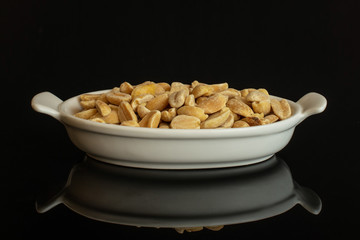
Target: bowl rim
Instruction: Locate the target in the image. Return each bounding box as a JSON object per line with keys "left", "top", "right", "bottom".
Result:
{"left": 58, "top": 89, "right": 303, "bottom": 139}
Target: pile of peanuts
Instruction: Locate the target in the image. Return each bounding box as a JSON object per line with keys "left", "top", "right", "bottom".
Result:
{"left": 74, "top": 81, "right": 292, "bottom": 129}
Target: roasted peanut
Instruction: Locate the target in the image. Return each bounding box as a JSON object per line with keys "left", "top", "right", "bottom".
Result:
{"left": 161, "top": 108, "right": 177, "bottom": 122}
{"left": 159, "top": 122, "right": 170, "bottom": 129}
{"left": 270, "top": 98, "right": 292, "bottom": 120}
{"left": 139, "top": 110, "right": 161, "bottom": 128}
{"left": 191, "top": 84, "right": 213, "bottom": 98}
{"left": 95, "top": 100, "right": 111, "bottom": 117}
{"left": 137, "top": 103, "right": 151, "bottom": 118}
{"left": 146, "top": 93, "right": 169, "bottom": 111}
{"left": 226, "top": 98, "right": 254, "bottom": 117}
{"left": 240, "top": 88, "right": 256, "bottom": 97}
{"left": 252, "top": 100, "right": 271, "bottom": 115}
{"left": 90, "top": 118, "right": 106, "bottom": 123}
{"left": 80, "top": 100, "right": 96, "bottom": 109}
{"left": 91, "top": 109, "right": 119, "bottom": 124}
{"left": 106, "top": 91, "right": 131, "bottom": 105}
{"left": 241, "top": 116, "right": 264, "bottom": 126}
{"left": 197, "top": 93, "right": 228, "bottom": 114}
{"left": 74, "top": 108, "right": 98, "bottom": 119}
{"left": 246, "top": 90, "right": 269, "bottom": 102}
{"left": 131, "top": 82, "right": 164, "bottom": 98}
{"left": 220, "top": 112, "right": 235, "bottom": 128}
{"left": 184, "top": 94, "right": 195, "bottom": 106}
{"left": 177, "top": 106, "right": 208, "bottom": 122}
{"left": 118, "top": 101, "right": 138, "bottom": 123}
{"left": 200, "top": 107, "right": 231, "bottom": 129}
{"left": 192, "top": 83, "right": 228, "bottom": 98}
{"left": 121, "top": 120, "right": 140, "bottom": 127}
{"left": 220, "top": 88, "right": 241, "bottom": 98}
{"left": 264, "top": 114, "right": 279, "bottom": 124}
{"left": 169, "top": 89, "right": 188, "bottom": 108}
{"left": 131, "top": 94, "right": 154, "bottom": 110}
{"left": 169, "top": 82, "right": 189, "bottom": 94}
{"left": 80, "top": 93, "right": 102, "bottom": 101}
{"left": 158, "top": 82, "right": 171, "bottom": 91}
{"left": 170, "top": 115, "right": 200, "bottom": 129}
{"left": 119, "top": 82, "right": 134, "bottom": 94}
{"left": 233, "top": 120, "right": 250, "bottom": 128}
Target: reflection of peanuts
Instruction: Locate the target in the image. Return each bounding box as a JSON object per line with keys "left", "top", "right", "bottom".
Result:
{"left": 74, "top": 81, "right": 292, "bottom": 129}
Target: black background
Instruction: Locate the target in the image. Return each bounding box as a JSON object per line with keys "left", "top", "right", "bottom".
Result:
{"left": 2, "top": 0, "right": 359, "bottom": 239}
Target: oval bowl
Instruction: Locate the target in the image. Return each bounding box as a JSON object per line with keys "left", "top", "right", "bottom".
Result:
{"left": 31, "top": 90, "right": 327, "bottom": 169}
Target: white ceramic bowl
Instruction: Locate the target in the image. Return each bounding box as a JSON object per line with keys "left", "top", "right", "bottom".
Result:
{"left": 31, "top": 91, "right": 327, "bottom": 169}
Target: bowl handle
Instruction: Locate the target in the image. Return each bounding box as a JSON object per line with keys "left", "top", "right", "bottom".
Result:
{"left": 31, "top": 92, "right": 63, "bottom": 121}
{"left": 296, "top": 92, "right": 327, "bottom": 124}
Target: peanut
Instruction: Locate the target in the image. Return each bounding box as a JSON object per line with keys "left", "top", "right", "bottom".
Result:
{"left": 131, "top": 82, "right": 164, "bottom": 98}
{"left": 95, "top": 100, "right": 111, "bottom": 117}
{"left": 80, "top": 100, "right": 96, "bottom": 109}
{"left": 74, "top": 108, "right": 98, "bottom": 119}
{"left": 137, "top": 104, "right": 151, "bottom": 118}
{"left": 161, "top": 108, "right": 177, "bottom": 122}
{"left": 184, "top": 94, "right": 195, "bottom": 106}
{"left": 246, "top": 90, "right": 269, "bottom": 102}
{"left": 226, "top": 98, "right": 254, "bottom": 117}
{"left": 177, "top": 106, "right": 208, "bottom": 122}
{"left": 139, "top": 110, "right": 161, "bottom": 128}
{"left": 131, "top": 94, "right": 154, "bottom": 110}
{"left": 270, "top": 99, "right": 292, "bottom": 120}
{"left": 121, "top": 120, "right": 140, "bottom": 127}
{"left": 80, "top": 93, "right": 102, "bottom": 101}
{"left": 252, "top": 100, "right": 271, "bottom": 115}
{"left": 233, "top": 120, "right": 250, "bottom": 128}
{"left": 170, "top": 115, "right": 200, "bottom": 129}
{"left": 169, "top": 89, "right": 188, "bottom": 108}
{"left": 197, "top": 93, "right": 228, "bottom": 114}
{"left": 200, "top": 107, "right": 231, "bottom": 129}
{"left": 106, "top": 91, "right": 131, "bottom": 105}
{"left": 119, "top": 82, "right": 133, "bottom": 94}
{"left": 146, "top": 93, "right": 169, "bottom": 111}
{"left": 264, "top": 114, "right": 279, "bottom": 124}
{"left": 118, "top": 101, "right": 138, "bottom": 123}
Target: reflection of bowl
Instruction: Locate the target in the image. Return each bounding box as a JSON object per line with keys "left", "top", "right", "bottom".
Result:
{"left": 31, "top": 91, "right": 326, "bottom": 169}
{"left": 36, "top": 155, "right": 322, "bottom": 228}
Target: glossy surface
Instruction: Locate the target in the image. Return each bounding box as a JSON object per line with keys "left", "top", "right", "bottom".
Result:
{"left": 36, "top": 155, "right": 321, "bottom": 228}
